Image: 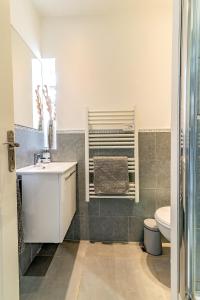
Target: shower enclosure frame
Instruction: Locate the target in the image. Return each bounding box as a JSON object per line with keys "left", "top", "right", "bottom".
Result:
{"left": 178, "top": 0, "right": 200, "bottom": 299}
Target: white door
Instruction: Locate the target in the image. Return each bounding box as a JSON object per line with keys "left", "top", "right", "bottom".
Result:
{"left": 0, "top": 1, "right": 19, "bottom": 299}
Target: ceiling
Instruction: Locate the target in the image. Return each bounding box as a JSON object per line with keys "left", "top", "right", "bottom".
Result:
{"left": 32, "top": 0, "right": 134, "bottom": 17}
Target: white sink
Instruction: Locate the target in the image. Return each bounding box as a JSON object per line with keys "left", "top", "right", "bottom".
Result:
{"left": 16, "top": 162, "right": 77, "bottom": 174}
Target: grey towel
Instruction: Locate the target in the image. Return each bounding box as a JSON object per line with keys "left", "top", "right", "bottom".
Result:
{"left": 17, "top": 177, "right": 25, "bottom": 255}
{"left": 94, "top": 156, "right": 129, "bottom": 195}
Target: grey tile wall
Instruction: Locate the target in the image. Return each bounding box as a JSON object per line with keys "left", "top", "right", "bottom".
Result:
{"left": 53, "top": 131, "right": 171, "bottom": 242}
{"left": 15, "top": 125, "right": 44, "bottom": 169}
{"left": 15, "top": 125, "right": 44, "bottom": 275}
{"left": 51, "top": 133, "right": 86, "bottom": 216}
{"left": 15, "top": 127, "right": 171, "bottom": 274}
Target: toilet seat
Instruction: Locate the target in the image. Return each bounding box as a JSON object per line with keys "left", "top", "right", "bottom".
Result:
{"left": 154, "top": 207, "right": 170, "bottom": 229}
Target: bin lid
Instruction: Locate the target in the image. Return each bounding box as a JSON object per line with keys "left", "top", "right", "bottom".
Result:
{"left": 144, "top": 218, "right": 159, "bottom": 232}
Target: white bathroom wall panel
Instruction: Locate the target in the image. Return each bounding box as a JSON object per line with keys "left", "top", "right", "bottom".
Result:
{"left": 10, "top": 0, "right": 41, "bottom": 58}
{"left": 41, "top": 0, "right": 172, "bottom": 130}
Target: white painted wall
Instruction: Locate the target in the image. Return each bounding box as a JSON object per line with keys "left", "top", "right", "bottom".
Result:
{"left": 10, "top": 0, "right": 41, "bottom": 58}
{"left": 41, "top": 0, "right": 172, "bottom": 130}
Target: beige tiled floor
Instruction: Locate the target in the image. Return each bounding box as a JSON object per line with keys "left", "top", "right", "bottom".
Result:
{"left": 20, "top": 241, "right": 170, "bottom": 300}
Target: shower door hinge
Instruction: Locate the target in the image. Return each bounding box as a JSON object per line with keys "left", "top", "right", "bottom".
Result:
{"left": 185, "top": 292, "right": 192, "bottom": 300}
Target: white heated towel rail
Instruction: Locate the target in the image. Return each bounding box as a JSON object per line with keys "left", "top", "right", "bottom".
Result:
{"left": 85, "top": 109, "right": 139, "bottom": 202}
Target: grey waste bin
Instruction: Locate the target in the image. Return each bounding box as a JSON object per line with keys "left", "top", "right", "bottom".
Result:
{"left": 144, "top": 218, "right": 162, "bottom": 256}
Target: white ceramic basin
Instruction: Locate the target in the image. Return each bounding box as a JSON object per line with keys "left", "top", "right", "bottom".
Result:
{"left": 16, "top": 162, "right": 77, "bottom": 175}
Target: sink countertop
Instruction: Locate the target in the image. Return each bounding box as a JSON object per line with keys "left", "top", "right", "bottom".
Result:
{"left": 16, "top": 162, "right": 77, "bottom": 175}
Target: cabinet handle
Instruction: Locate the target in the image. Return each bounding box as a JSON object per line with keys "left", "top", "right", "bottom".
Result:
{"left": 65, "top": 170, "right": 76, "bottom": 181}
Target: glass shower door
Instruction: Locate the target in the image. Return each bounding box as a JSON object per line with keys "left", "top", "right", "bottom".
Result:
{"left": 193, "top": 0, "right": 200, "bottom": 291}
{"left": 180, "top": 0, "right": 200, "bottom": 299}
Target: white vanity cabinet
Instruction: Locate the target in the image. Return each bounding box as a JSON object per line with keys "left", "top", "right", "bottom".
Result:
{"left": 17, "top": 162, "right": 77, "bottom": 243}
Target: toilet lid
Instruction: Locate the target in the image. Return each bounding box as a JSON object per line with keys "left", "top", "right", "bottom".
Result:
{"left": 155, "top": 206, "right": 170, "bottom": 229}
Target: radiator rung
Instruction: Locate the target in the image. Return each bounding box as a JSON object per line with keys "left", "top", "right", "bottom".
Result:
{"left": 89, "top": 183, "right": 135, "bottom": 187}
{"left": 89, "top": 142, "right": 135, "bottom": 146}
{"left": 89, "top": 163, "right": 135, "bottom": 166}
{"left": 89, "top": 146, "right": 134, "bottom": 149}
{"left": 89, "top": 171, "right": 134, "bottom": 174}
{"left": 89, "top": 134, "right": 134, "bottom": 138}
{"left": 88, "top": 118, "right": 135, "bottom": 121}
{"left": 89, "top": 111, "right": 134, "bottom": 114}
{"left": 89, "top": 138, "right": 134, "bottom": 142}
{"left": 89, "top": 195, "right": 135, "bottom": 199}
{"left": 89, "top": 121, "right": 133, "bottom": 125}
{"left": 89, "top": 158, "right": 135, "bottom": 162}
{"left": 89, "top": 188, "right": 135, "bottom": 192}
{"left": 89, "top": 191, "right": 135, "bottom": 194}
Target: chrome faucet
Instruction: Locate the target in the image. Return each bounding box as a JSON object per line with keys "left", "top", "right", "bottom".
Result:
{"left": 34, "top": 153, "right": 41, "bottom": 165}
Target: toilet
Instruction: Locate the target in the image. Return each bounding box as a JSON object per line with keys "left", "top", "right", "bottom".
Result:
{"left": 155, "top": 206, "right": 171, "bottom": 242}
